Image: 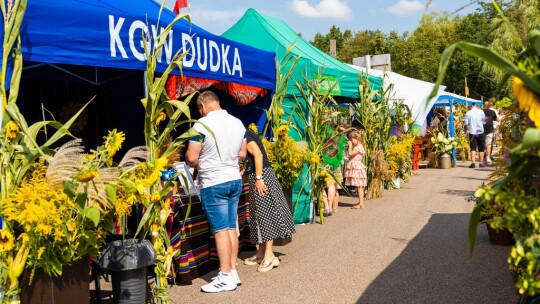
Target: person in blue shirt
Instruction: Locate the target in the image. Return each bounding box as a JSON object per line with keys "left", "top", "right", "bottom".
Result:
{"left": 464, "top": 103, "right": 486, "bottom": 168}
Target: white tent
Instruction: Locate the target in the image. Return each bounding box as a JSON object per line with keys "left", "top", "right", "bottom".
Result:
{"left": 347, "top": 64, "right": 446, "bottom": 126}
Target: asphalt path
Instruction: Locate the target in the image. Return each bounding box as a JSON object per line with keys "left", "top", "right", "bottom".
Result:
{"left": 92, "top": 162, "right": 519, "bottom": 304}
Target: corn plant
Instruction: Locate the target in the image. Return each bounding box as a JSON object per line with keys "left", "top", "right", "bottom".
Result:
{"left": 1, "top": 0, "right": 91, "bottom": 302}
{"left": 350, "top": 76, "right": 393, "bottom": 199}
{"left": 131, "top": 5, "right": 197, "bottom": 303}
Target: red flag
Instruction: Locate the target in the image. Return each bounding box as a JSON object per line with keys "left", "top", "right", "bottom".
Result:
{"left": 173, "top": 0, "right": 188, "bottom": 14}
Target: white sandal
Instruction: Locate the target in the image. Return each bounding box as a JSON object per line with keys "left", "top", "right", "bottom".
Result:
{"left": 244, "top": 255, "right": 263, "bottom": 266}
{"left": 257, "top": 256, "right": 280, "bottom": 272}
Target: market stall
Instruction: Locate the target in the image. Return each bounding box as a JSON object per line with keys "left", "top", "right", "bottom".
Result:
{"left": 1, "top": 0, "right": 276, "bottom": 287}
{"left": 222, "top": 9, "right": 383, "bottom": 224}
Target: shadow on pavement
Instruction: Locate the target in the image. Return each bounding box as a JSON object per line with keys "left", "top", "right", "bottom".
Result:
{"left": 356, "top": 213, "right": 519, "bottom": 304}
{"left": 440, "top": 189, "right": 475, "bottom": 197}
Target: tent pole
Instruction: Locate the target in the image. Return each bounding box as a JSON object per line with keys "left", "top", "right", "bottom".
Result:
{"left": 449, "top": 99, "right": 456, "bottom": 167}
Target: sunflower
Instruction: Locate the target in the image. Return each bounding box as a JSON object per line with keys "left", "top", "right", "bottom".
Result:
{"left": 0, "top": 229, "right": 15, "bottom": 251}
{"left": 77, "top": 170, "right": 100, "bottom": 183}
{"left": 104, "top": 129, "right": 126, "bottom": 158}
{"left": 513, "top": 77, "right": 540, "bottom": 128}
{"left": 277, "top": 108, "right": 285, "bottom": 116}
{"left": 5, "top": 121, "right": 20, "bottom": 139}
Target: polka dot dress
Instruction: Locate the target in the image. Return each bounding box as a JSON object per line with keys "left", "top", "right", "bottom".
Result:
{"left": 248, "top": 167, "right": 296, "bottom": 245}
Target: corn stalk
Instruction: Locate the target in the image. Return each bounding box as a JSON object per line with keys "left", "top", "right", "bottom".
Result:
{"left": 134, "top": 5, "right": 196, "bottom": 303}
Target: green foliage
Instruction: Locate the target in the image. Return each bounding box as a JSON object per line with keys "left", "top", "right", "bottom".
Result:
{"left": 495, "top": 96, "right": 513, "bottom": 108}
{"left": 385, "top": 134, "right": 414, "bottom": 181}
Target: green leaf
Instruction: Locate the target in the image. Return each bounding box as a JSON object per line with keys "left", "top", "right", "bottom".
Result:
{"left": 468, "top": 204, "right": 482, "bottom": 260}
{"left": 105, "top": 184, "right": 117, "bottom": 205}
{"left": 74, "top": 192, "right": 88, "bottom": 213}
{"left": 63, "top": 180, "right": 76, "bottom": 199}
{"left": 520, "top": 128, "right": 540, "bottom": 150}
{"left": 83, "top": 207, "right": 101, "bottom": 227}
{"left": 43, "top": 97, "right": 94, "bottom": 147}
{"left": 134, "top": 203, "right": 154, "bottom": 238}
{"left": 84, "top": 230, "right": 97, "bottom": 247}
{"left": 530, "top": 29, "right": 540, "bottom": 57}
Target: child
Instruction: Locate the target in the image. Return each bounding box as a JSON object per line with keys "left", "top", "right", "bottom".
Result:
{"left": 345, "top": 130, "right": 367, "bottom": 209}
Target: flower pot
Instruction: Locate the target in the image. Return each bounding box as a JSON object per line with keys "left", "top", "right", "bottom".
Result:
{"left": 439, "top": 153, "right": 452, "bottom": 169}
{"left": 20, "top": 257, "right": 89, "bottom": 304}
{"left": 99, "top": 239, "right": 156, "bottom": 304}
{"left": 485, "top": 224, "right": 514, "bottom": 246}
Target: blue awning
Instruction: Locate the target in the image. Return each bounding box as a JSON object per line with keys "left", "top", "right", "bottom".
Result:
{"left": 1, "top": 0, "right": 276, "bottom": 90}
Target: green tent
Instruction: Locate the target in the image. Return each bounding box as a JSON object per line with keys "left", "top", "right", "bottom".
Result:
{"left": 223, "top": 9, "right": 382, "bottom": 224}
{"left": 222, "top": 8, "right": 382, "bottom": 98}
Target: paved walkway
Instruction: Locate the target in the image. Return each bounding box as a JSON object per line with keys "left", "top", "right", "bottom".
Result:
{"left": 95, "top": 162, "right": 520, "bottom": 303}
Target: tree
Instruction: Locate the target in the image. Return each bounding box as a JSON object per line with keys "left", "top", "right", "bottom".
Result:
{"left": 392, "top": 12, "right": 457, "bottom": 83}
{"left": 444, "top": 12, "right": 496, "bottom": 99}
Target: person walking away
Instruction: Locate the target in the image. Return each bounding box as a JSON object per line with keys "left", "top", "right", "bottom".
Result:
{"left": 185, "top": 91, "right": 247, "bottom": 293}
{"left": 345, "top": 130, "right": 367, "bottom": 209}
{"left": 242, "top": 129, "right": 296, "bottom": 272}
{"left": 464, "top": 103, "right": 486, "bottom": 168}
{"left": 482, "top": 100, "right": 498, "bottom": 165}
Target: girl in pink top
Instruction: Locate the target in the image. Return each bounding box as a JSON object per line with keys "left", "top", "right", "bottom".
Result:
{"left": 345, "top": 130, "right": 367, "bottom": 209}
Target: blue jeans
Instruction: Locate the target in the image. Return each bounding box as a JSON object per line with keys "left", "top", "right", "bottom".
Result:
{"left": 200, "top": 179, "right": 242, "bottom": 233}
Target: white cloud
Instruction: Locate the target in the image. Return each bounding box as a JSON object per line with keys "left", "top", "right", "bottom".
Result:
{"left": 387, "top": 0, "right": 424, "bottom": 16}
{"left": 188, "top": 9, "right": 246, "bottom": 34}
{"left": 290, "top": 0, "right": 353, "bottom": 20}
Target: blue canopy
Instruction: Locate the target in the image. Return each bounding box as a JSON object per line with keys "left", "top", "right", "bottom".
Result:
{"left": 435, "top": 93, "right": 482, "bottom": 107}
{"left": 1, "top": 0, "right": 276, "bottom": 90}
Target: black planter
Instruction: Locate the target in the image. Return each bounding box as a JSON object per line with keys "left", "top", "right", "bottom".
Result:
{"left": 99, "top": 239, "right": 156, "bottom": 304}
{"left": 485, "top": 224, "right": 514, "bottom": 246}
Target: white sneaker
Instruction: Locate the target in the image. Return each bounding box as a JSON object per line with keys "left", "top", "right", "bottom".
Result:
{"left": 486, "top": 158, "right": 493, "bottom": 165}
{"left": 231, "top": 269, "right": 242, "bottom": 286}
{"left": 210, "top": 269, "right": 242, "bottom": 286}
{"left": 201, "top": 272, "right": 237, "bottom": 293}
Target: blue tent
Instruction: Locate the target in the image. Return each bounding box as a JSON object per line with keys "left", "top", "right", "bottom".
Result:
{"left": 1, "top": 0, "right": 276, "bottom": 90}
{"left": 432, "top": 93, "right": 483, "bottom": 166}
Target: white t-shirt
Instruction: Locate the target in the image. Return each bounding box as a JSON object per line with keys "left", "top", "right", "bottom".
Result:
{"left": 190, "top": 110, "right": 246, "bottom": 188}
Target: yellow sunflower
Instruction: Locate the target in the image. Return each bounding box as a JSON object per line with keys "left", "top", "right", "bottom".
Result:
{"left": 5, "top": 120, "right": 20, "bottom": 139}
{"left": 513, "top": 77, "right": 540, "bottom": 128}
{"left": 277, "top": 108, "right": 285, "bottom": 116}
{"left": 77, "top": 170, "right": 100, "bottom": 183}
{"left": 0, "top": 229, "right": 15, "bottom": 251}
{"left": 104, "top": 129, "right": 126, "bottom": 158}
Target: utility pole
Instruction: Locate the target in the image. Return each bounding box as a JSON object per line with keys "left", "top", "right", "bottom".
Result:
{"left": 329, "top": 39, "right": 336, "bottom": 58}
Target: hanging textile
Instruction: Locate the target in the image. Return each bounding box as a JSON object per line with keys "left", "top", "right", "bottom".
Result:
{"left": 227, "top": 82, "right": 267, "bottom": 106}
{"left": 165, "top": 75, "right": 218, "bottom": 100}
{"left": 165, "top": 75, "right": 268, "bottom": 106}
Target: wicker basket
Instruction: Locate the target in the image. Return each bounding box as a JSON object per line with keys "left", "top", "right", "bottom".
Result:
{"left": 486, "top": 224, "right": 514, "bottom": 246}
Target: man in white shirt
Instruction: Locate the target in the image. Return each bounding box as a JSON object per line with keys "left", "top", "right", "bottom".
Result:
{"left": 464, "top": 103, "right": 486, "bottom": 168}
{"left": 186, "top": 91, "right": 247, "bottom": 293}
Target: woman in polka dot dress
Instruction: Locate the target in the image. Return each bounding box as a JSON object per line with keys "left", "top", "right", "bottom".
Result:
{"left": 242, "top": 129, "right": 296, "bottom": 272}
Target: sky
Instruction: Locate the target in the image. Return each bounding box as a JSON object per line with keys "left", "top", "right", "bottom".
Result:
{"left": 163, "top": 0, "right": 483, "bottom": 41}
